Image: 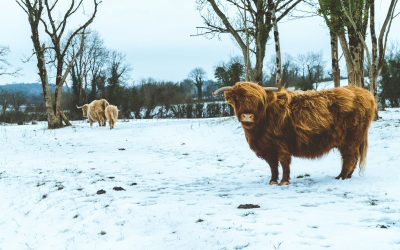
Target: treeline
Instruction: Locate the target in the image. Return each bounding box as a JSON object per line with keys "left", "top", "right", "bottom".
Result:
{"left": 2, "top": 47, "right": 400, "bottom": 123}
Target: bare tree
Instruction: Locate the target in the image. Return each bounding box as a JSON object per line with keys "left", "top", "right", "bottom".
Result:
{"left": 16, "top": 0, "right": 100, "bottom": 129}
{"left": 106, "top": 50, "right": 131, "bottom": 105}
{"left": 67, "top": 30, "right": 107, "bottom": 105}
{"left": 0, "top": 46, "right": 19, "bottom": 77}
{"left": 297, "top": 51, "right": 325, "bottom": 90}
{"left": 189, "top": 67, "right": 206, "bottom": 101}
{"left": 340, "top": 0, "right": 398, "bottom": 106}
{"left": 10, "top": 92, "right": 27, "bottom": 112}
{"left": 0, "top": 90, "right": 11, "bottom": 115}
{"left": 195, "top": 0, "right": 303, "bottom": 85}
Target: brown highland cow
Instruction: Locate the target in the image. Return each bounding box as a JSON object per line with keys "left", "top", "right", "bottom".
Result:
{"left": 214, "top": 82, "right": 376, "bottom": 185}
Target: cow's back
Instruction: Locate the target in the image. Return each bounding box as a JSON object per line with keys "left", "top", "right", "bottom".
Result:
{"left": 285, "top": 86, "right": 375, "bottom": 158}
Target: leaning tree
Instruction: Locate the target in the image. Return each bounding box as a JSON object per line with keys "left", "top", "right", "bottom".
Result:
{"left": 16, "top": 0, "right": 100, "bottom": 129}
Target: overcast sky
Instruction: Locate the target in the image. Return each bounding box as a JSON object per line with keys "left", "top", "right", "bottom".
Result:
{"left": 0, "top": 0, "right": 399, "bottom": 85}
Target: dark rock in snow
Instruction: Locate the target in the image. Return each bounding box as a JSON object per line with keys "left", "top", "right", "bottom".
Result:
{"left": 113, "top": 186, "right": 125, "bottom": 191}
{"left": 237, "top": 204, "right": 260, "bottom": 209}
{"left": 96, "top": 189, "right": 106, "bottom": 195}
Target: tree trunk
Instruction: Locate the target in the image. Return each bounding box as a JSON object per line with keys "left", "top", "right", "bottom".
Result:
{"left": 254, "top": 1, "right": 269, "bottom": 85}
{"left": 197, "top": 83, "right": 203, "bottom": 102}
{"left": 339, "top": 33, "right": 355, "bottom": 85}
{"left": 254, "top": 38, "right": 266, "bottom": 84}
{"left": 348, "top": 28, "right": 364, "bottom": 87}
{"left": 268, "top": 0, "right": 282, "bottom": 88}
{"left": 330, "top": 31, "right": 340, "bottom": 87}
{"left": 243, "top": 8, "right": 252, "bottom": 82}
{"left": 36, "top": 45, "right": 60, "bottom": 128}
{"left": 90, "top": 76, "right": 97, "bottom": 101}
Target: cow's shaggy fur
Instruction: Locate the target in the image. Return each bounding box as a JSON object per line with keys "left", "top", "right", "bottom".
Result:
{"left": 77, "top": 99, "right": 109, "bottom": 127}
{"left": 218, "top": 82, "right": 376, "bottom": 185}
{"left": 105, "top": 105, "right": 118, "bottom": 129}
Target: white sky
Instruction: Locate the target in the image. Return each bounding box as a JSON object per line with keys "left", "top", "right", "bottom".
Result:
{"left": 0, "top": 0, "right": 399, "bottom": 85}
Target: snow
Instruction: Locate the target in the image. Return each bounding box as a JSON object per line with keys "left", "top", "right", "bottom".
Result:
{"left": 1, "top": 109, "right": 400, "bottom": 250}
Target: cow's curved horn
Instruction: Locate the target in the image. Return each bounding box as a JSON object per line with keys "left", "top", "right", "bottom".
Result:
{"left": 263, "top": 87, "right": 279, "bottom": 91}
{"left": 76, "top": 105, "right": 84, "bottom": 109}
{"left": 213, "top": 86, "right": 233, "bottom": 96}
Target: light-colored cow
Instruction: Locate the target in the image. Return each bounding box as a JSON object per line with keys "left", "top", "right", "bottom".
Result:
{"left": 77, "top": 99, "right": 109, "bottom": 126}
{"left": 105, "top": 105, "right": 119, "bottom": 129}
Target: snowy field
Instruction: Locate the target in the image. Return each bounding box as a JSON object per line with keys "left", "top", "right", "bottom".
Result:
{"left": 1, "top": 109, "right": 400, "bottom": 250}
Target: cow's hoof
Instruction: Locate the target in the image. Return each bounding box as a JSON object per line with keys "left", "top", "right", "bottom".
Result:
{"left": 269, "top": 180, "right": 278, "bottom": 185}
{"left": 279, "top": 180, "right": 289, "bottom": 186}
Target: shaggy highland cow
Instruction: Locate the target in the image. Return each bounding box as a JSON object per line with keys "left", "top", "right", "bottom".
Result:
{"left": 77, "top": 99, "right": 109, "bottom": 127}
{"left": 105, "top": 105, "right": 119, "bottom": 129}
{"left": 214, "top": 82, "right": 376, "bottom": 185}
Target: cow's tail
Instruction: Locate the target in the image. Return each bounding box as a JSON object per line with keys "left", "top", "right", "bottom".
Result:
{"left": 111, "top": 109, "right": 117, "bottom": 124}
{"left": 359, "top": 94, "right": 375, "bottom": 173}
{"left": 358, "top": 131, "right": 368, "bottom": 173}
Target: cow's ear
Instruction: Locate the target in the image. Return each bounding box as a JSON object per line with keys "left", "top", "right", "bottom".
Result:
{"left": 265, "top": 91, "right": 277, "bottom": 105}
{"left": 224, "top": 90, "right": 235, "bottom": 104}
{"left": 276, "top": 91, "right": 291, "bottom": 106}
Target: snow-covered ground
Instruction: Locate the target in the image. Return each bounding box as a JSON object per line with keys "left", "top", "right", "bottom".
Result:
{"left": 1, "top": 109, "right": 400, "bottom": 250}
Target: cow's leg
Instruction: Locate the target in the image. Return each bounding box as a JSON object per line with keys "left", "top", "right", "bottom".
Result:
{"left": 102, "top": 113, "right": 107, "bottom": 126}
{"left": 96, "top": 112, "right": 103, "bottom": 126}
{"left": 265, "top": 155, "right": 279, "bottom": 185}
{"left": 346, "top": 156, "right": 359, "bottom": 179}
{"left": 337, "top": 149, "right": 358, "bottom": 180}
{"left": 279, "top": 155, "right": 291, "bottom": 185}
{"left": 98, "top": 112, "right": 106, "bottom": 126}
